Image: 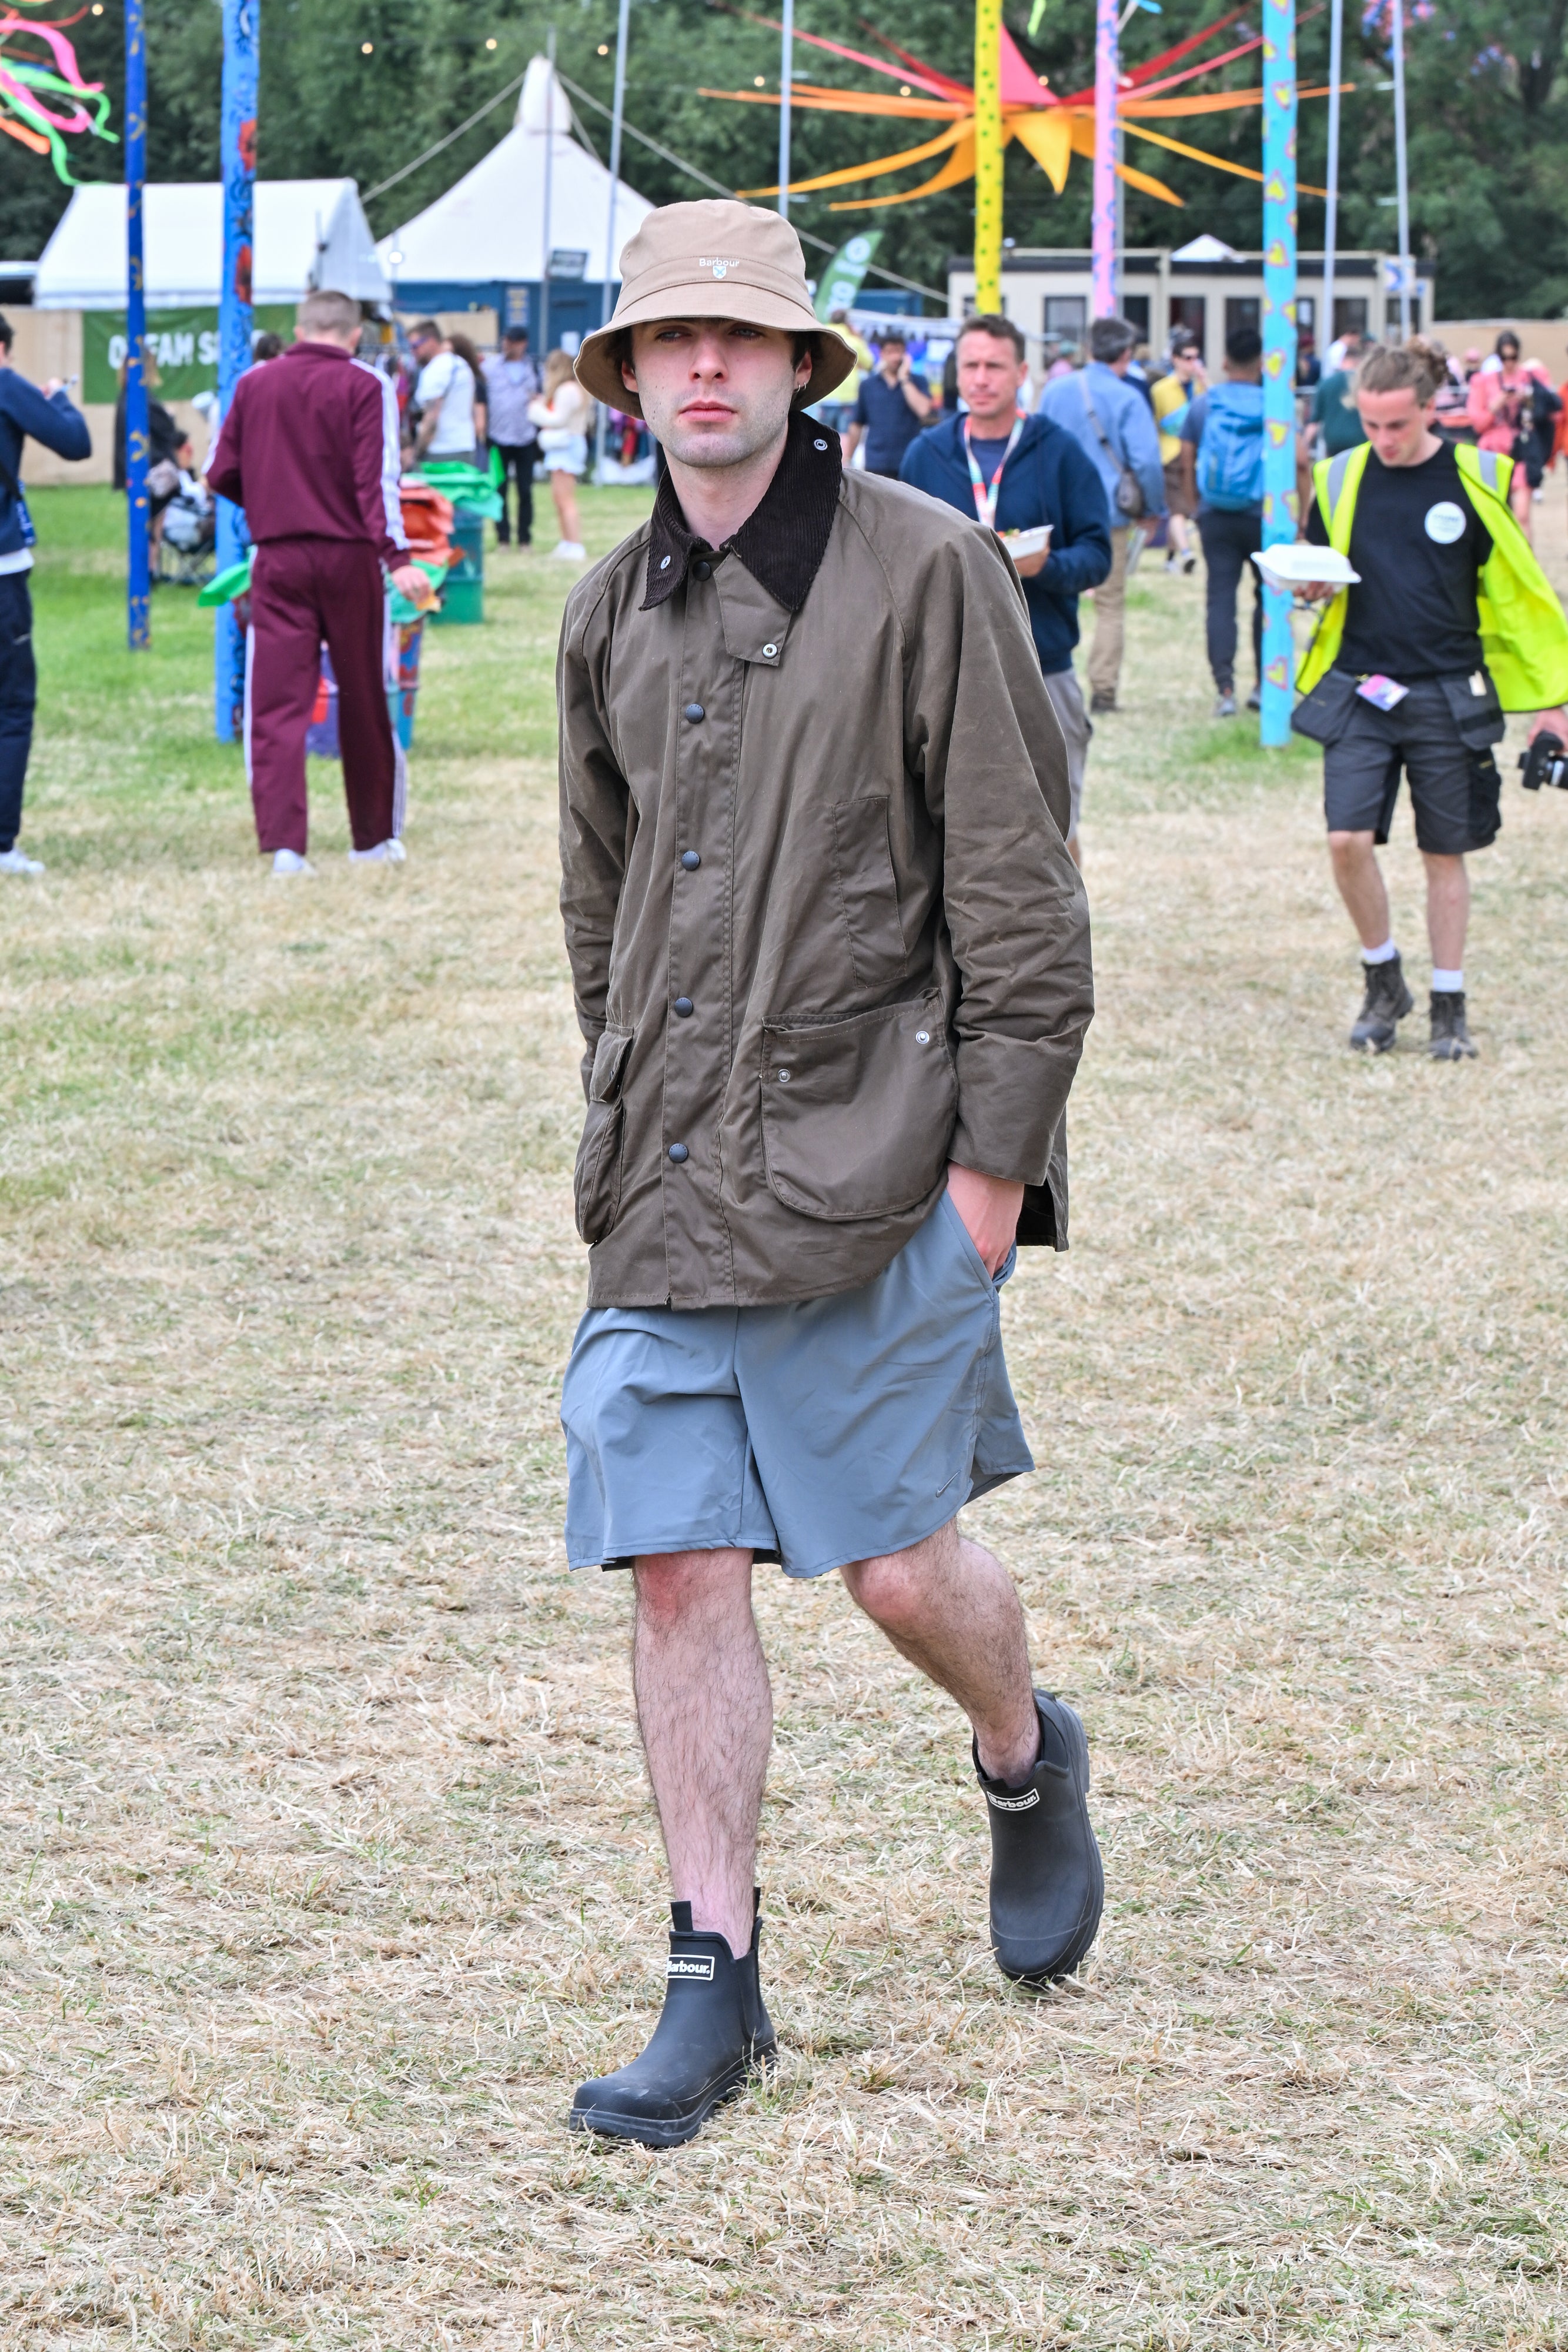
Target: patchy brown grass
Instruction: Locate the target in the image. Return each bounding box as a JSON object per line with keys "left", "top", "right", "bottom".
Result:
{"left": 1, "top": 484, "right": 1565, "bottom": 2348}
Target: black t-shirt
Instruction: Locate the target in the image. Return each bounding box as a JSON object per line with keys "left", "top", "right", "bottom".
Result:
{"left": 1308, "top": 441, "right": 1492, "bottom": 680}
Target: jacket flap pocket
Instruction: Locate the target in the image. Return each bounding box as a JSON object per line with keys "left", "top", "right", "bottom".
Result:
{"left": 715, "top": 562, "right": 793, "bottom": 666}
{"left": 760, "top": 993, "right": 957, "bottom": 1223}
{"left": 589, "top": 1027, "right": 634, "bottom": 1104}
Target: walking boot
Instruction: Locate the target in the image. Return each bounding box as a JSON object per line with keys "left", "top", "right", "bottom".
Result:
{"left": 569, "top": 1893, "right": 776, "bottom": 2149}
{"left": 977, "top": 1691, "right": 1104, "bottom": 1985}
{"left": 1429, "top": 988, "right": 1477, "bottom": 1060}
{"left": 1349, "top": 953, "right": 1413, "bottom": 1053}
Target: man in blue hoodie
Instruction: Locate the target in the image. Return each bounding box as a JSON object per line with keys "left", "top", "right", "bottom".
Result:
{"left": 901, "top": 312, "right": 1111, "bottom": 863}
{"left": 0, "top": 314, "right": 92, "bottom": 876}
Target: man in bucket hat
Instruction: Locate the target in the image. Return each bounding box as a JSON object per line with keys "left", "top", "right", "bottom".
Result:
{"left": 557, "top": 201, "right": 1098, "bottom": 2149}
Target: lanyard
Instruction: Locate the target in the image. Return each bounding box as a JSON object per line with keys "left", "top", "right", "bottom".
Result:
{"left": 962, "top": 414, "right": 1023, "bottom": 531}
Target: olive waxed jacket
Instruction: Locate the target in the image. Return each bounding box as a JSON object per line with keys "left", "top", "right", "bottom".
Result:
{"left": 557, "top": 417, "right": 1094, "bottom": 1311}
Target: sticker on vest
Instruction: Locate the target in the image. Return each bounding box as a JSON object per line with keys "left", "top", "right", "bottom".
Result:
{"left": 667, "top": 1954, "right": 716, "bottom": 1980}
{"left": 1356, "top": 673, "right": 1409, "bottom": 711}
{"left": 1425, "top": 500, "right": 1466, "bottom": 544}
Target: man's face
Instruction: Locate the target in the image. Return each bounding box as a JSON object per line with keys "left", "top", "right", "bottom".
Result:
{"left": 879, "top": 339, "right": 907, "bottom": 376}
{"left": 623, "top": 319, "right": 811, "bottom": 468}
{"left": 955, "top": 331, "right": 1027, "bottom": 429}
{"left": 1172, "top": 346, "right": 1199, "bottom": 380}
{"left": 504, "top": 336, "right": 529, "bottom": 360}
{"left": 410, "top": 332, "right": 440, "bottom": 366}
{"left": 1358, "top": 384, "right": 1436, "bottom": 466}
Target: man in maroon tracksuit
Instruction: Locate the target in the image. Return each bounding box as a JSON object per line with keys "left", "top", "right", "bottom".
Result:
{"left": 207, "top": 287, "right": 425, "bottom": 873}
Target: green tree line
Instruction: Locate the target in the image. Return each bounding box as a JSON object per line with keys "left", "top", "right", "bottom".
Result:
{"left": 0, "top": 0, "right": 1562, "bottom": 321}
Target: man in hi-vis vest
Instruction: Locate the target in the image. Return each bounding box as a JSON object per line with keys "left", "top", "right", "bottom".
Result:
{"left": 1295, "top": 338, "right": 1568, "bottom": 1059}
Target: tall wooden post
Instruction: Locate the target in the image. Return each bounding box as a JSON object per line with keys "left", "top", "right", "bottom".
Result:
{"left": 1259, "top": 0, "right": 1298, "bottom": 745}
{"left": 1091, "top": 0, "right": 1118, "bottom": 318}
{"left": 973, "top": 0, "right": 1002, "bottom": 311}
{"left": 215, "top": 0, "right": 258, "bottom": 741}
{"left": 125, "top": 0, "right": 149, "bottom": 649}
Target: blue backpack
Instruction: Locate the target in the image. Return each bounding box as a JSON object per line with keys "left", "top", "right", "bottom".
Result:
{"left": 1196, "top": 383, "right": 1265, "bottom": 510}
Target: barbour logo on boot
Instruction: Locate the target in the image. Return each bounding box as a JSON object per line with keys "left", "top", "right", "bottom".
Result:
{"left": 666, "top": 1954, "right": 716, "bottom": 1980}
{"left": 986, "top": 1786, "right": 1041, "bottom": 1812}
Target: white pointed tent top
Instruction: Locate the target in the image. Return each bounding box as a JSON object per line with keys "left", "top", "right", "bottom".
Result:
{"left": 34, "top": 179, "right": 389, "bottom": 309}
{"left": 379, "top": 56, "right": 654, "bottom": 288}
{"left": 1171, "top": 234, "right": 1243, "bottom": 264}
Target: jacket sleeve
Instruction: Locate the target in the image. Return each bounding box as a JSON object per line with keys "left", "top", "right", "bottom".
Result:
{"left": 350, "top": 367, "right": 407, "bottom": 563}
{"left": 902, "top": 527, "right": 1094, "bottom": 1186}
{"left": 1040, "top": 437, "right": 1112, "bottom": 596}
{"left": 2, "top": 373, "right": 91, "bottom": 463}
{"left": 558, "top": 573, "right": 633, "bottom": 1094}
{"left": 205, "top": 379, "right": 244, "bottom": 506}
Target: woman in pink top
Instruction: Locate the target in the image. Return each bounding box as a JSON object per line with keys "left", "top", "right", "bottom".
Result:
{"left": 1466, "top": 330, "right": 1536, "bottom": 532}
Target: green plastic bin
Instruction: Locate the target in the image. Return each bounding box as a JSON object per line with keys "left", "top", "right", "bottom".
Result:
{"left": 433, "top": 512, "right": 484, "bottom": 626}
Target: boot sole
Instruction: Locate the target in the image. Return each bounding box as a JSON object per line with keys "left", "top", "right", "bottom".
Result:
{"left": 567, "top": 2042, "right": 775, "bottom": 2150}
{"left": 995, "top": 1700, "right": 1105, "bottom": 1987}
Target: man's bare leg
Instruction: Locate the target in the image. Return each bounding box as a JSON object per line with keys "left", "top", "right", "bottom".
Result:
{"left": 631, "top": 1548, "right": 769, "bottom": 1959}
{"left": 1328, "top": 827, "right": 1392, "bottom": 947}
{"left": 840, "top": 1518, "right": 1039, "bottom": 1785}
{"left": 1422, "top": 848, "right": 1469, "bottom": 968}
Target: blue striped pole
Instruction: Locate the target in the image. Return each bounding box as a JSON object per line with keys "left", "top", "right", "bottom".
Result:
{"left": 215, "top": 0, "right": 258, "bottom": 740}
{"left": 124, "top": 0, "right": 149, "bottom": 650}
{"left": 1259, "top": 0, "right": 1297, "bottom": 744}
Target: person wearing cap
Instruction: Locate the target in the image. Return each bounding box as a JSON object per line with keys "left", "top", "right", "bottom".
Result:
{"left": 556, "top": 199, "right": 1098, "bottom": 2151}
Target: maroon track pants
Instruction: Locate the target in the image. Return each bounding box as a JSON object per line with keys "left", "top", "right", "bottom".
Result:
{"left": 245, "top": 537, "right": 404, "bottom": 856}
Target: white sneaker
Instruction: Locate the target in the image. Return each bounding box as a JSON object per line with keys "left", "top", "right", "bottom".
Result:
{"left": 551, "top": 540, "right": 586, "bottom": 562}
{"left": 0, "top": 844, "right": 45, "bottom": 875}
{"left": 347, "top": 838, "right": 407, "bottom": 864}
{"left": 270, "top": 847, "right": 313, "bottom": 877}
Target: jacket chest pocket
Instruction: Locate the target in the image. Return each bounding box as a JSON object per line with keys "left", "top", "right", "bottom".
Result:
{"left": 831, "top": 796, "right": 907, "bottom": 989}
{"left": 574, "top": 1027, "right": 633, "bottom": 1245}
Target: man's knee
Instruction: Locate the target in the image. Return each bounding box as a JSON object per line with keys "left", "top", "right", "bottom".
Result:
{"left": 1328, "top": 828, "right": 1375, "bottom": 866}
{"left": 633, "top": 1548, "right": 751, "bottom": 1633}
{"left": 841, "top": 1530, "right": 951, "bottom": 1630}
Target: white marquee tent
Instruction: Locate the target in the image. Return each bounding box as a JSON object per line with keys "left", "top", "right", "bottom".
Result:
{"left": 34, "top": 178, "right": 389, "bottom": 309}
{"left": 379, "top": 56, "right": 652, "bottom": 301}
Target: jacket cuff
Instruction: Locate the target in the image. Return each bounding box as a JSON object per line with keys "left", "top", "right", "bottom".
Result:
{"left": 950, "top": 1034, "right": 1081, "bottom": 1188}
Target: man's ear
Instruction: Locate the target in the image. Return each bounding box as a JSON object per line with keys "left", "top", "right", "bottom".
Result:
{"left": 795, "top": 345, "right": 814, "bottom": 392}
{"left": 621, "top": 355, "right": 639, "bottom": 396}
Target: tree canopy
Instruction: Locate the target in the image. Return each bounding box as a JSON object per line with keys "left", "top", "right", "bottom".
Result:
{"left": 0, "top": 0, "right": 1560, "bottom": 322}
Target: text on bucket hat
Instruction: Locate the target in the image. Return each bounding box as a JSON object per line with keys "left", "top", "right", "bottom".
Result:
{"left": 574, "top": 199, "right": 859, "bottom": 418}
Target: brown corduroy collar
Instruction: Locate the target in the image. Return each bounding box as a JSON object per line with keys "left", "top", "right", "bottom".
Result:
{"left": 641, "top": 412, "right": 843, "bottom": 614}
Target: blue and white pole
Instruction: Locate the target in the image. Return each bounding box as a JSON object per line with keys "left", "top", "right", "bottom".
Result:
{"left": 124, "top": 0, "right": 149, "bottom": 650}
{"left": 215, "top": 0, "right": 258, "bottom": 740}
{"left": 1259, "top": 0, "right": 1297, "bottom": 746}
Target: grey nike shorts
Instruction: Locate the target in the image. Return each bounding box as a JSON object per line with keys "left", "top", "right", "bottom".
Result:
{"left": 561, "top": 1192, "right": 1033, "bottom": 1579}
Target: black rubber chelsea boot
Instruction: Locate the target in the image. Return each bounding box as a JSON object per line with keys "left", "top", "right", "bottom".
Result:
{"left": 569, "top": 1892, "right": 776, "bottom": 2149}
{"left": 976, "top": 1690, "right": 1104, "bottom": 1986}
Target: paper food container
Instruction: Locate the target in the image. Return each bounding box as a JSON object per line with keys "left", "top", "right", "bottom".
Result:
{"left": 999, "top": 524, "right": 1052, "bottom": 560}
{"left": 1250, "top": 543, "right": 1360, "bottom": 593}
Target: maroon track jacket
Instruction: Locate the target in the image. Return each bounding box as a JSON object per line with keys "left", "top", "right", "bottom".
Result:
{"left": 206, "top": 340, "right": 407, "bottom": 564}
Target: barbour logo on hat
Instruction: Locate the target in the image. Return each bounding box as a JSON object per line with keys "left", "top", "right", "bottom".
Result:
{"left": 701, "top": 258, "right": 741, "bottom": 279}
{"left": 667, "top": 1953, "right": 716, "bottom": 1980}
{"left": 985, "top": 1786, "right": 1041, "bottom": 1812}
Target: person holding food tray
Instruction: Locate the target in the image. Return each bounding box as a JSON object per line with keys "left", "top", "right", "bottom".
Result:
{"left": 901, "top": 313, "right": 1111, "bottom": 866}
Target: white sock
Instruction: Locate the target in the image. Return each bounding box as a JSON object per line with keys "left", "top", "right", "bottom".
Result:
{"left": 1431, "top": 967, "right": 1463, "bottom": 993}
{"left": 1362, "top": 937, "right": 1398, "bottom": 964}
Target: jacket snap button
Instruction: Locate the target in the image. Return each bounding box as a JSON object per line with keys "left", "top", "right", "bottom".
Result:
{"left": 680, "top": 850, "right": 701, "bottom": 870}
{"left": 659, "top": 554, "right": 671, "bottom": 570}
{"left": 683, "top": 701, "right": 705, "bottom": 722}
{"left": 674, "top": 997, "right": 694, "bottom": 1017}
{"left": 667, "top": 1142, "right": 689, "bottom": 1163}
{"left": 777, "top": 1068, "right": 791, "bottom": 1083}
{"left": 761, "top": 643, "right": 778, "bottom": 659}
{"left": 915, "top": 1030, "right": 930, "bottom": 1044}
{"left": 693, "top": 559, "right": 712, "bottom": 580}
{"left": 814, "top": 437, "right": 828, "bottom": 450}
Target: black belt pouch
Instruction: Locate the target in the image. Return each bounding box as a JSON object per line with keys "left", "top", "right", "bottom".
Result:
{"left": 1290, "top": 669, "right": 1360, "bottom": 746}
{"left": 1437, "top": 668, "right": 1506, "bottom": 748}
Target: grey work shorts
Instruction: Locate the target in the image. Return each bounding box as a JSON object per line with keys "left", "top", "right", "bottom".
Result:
{"left": 1041, "top": 664, "right": 1091, "bottom": 840}
{"left": 561, "top": 1193, "right": 1033, "bottom": 1578}
{"left": 1321, "top": 674, "right": 1504, "bottom": 855}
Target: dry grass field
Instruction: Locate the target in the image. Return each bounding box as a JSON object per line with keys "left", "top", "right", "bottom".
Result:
{"left": 2, "top": 480, "right": 1566, "bottom": 2350}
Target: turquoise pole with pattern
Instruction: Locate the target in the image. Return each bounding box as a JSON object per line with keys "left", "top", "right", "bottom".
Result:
{"left": 1260, "top": 0, "right": 1297, "bottom": 746}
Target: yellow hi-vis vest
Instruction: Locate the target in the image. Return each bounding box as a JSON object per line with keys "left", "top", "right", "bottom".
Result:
{"left": 1298, "top": 439, "right": 1568, "bottom": 710}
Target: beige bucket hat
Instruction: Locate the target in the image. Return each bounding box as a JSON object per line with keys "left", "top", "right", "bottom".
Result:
{"left": 574, "top": 198, "right": 860, "bottom": 419}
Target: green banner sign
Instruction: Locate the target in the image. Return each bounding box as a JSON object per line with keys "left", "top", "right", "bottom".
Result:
{"left": 82, "top": 304, "right": 296, "bottom": 403}
{"left": 813, "top": 234, "right": 881, "bottom": 322}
